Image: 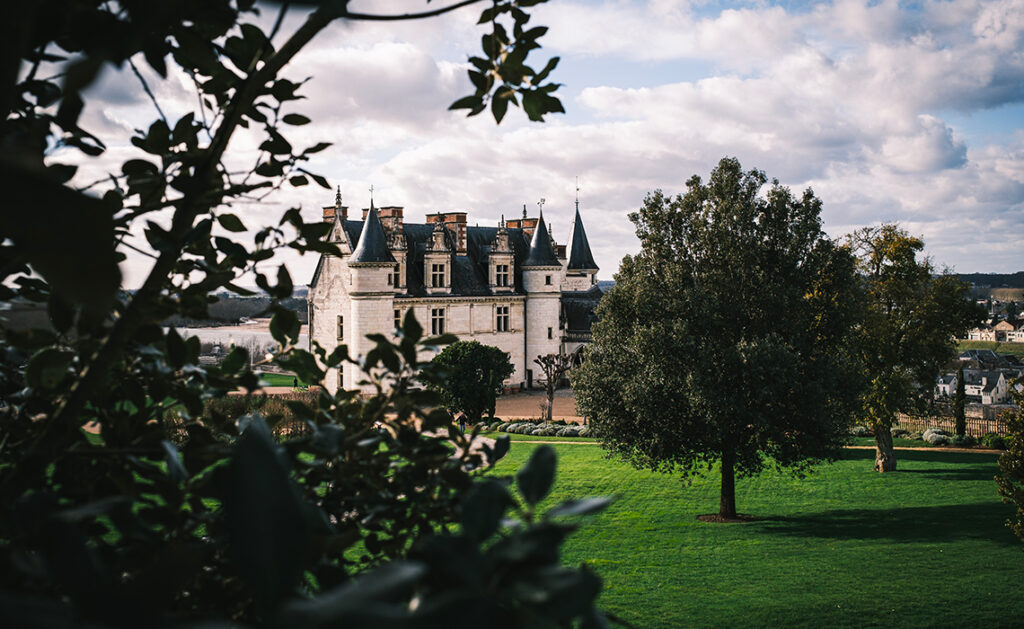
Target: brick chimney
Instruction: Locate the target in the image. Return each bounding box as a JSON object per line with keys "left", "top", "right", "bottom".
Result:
{"left": 426, "top": 211, "right": 467, "bottom": 253}
{"left": 378, "top": 206, "right": 404, "bottom": 233}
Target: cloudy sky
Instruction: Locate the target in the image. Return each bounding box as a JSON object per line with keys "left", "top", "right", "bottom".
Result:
{"left": 73, "top": 0, "right": 1024, "bottom": 287}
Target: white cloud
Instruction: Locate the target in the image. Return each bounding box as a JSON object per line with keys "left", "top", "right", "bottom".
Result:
{"left": 62, "top": 0, "right": 1024, "bottom": 286}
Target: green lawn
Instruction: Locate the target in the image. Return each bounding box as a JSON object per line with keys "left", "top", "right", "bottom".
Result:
{"left": 492, "top": 442, "right": 1023, "bottom": 628}
{"left": 956, "top": 339, "right": 1024, "bottom": 357}
{"left": 259, "top": 372, "right": 311, "bottom": 387}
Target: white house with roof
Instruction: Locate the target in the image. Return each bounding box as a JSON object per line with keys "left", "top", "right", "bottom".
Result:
{"left": 307, "top": 189, "right": 603, "bottom": 394}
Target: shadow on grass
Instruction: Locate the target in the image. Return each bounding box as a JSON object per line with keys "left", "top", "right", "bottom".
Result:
{"left": 839, "top": 447, "right": 1001, "bottom": 467}
{"left": 761, "top": 502, "right": 1018, "bottom": 546}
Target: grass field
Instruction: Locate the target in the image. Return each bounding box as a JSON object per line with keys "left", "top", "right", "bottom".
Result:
{"left": 956, "top": 339, "right": 1024, "bottom": 357}
{"left": 259, "top": 372, "right": 311, "bottom": 387}
{"left": 491, "top": 442, "right": 1023, "bottom": 628}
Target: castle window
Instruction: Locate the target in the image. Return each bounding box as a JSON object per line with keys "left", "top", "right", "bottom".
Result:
{"left": 547, "top": 327, "right": 553, "bottom": 339}
{"left": 495, "top": 264, "right": 509, "bottom": 287}
{"left": 545, "top": 275, "right": 552, "bottom": 285}
{"left": 337, "top": 315, "right": 344, "bottom": 340}
{"left": 431, "top": 263, "right": 445, "bottom": 288}
{"left": 394, "top": 308, "right": 402, "bottom": 331}
{"left": 386, "top": 273, "right": 392, "bottom": 286}
{"left": 431, "top": 308, "right": 445, "bottom": 335}
{"left": 496, "top": 305, "right": 509, "bottom": 332}
{"left": 337, "top": 367, "right": 343, "bottom": 389}
{"left": 392, "top": 265, "right": 401, "bottom": 287}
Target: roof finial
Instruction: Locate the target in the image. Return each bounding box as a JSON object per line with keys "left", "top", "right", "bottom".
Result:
{"left": 368, "top": 184, "right": 374, "bottom": 204}
{"left": 335, "top": 185, "right": 342, "bottom": 208}
{"left": 500, "top": 213, "right": 505, "bottom": 228}
{"left": 522, "top": 204, "right": 527, "bottom": 219}
{"left": 575, "top": 176, "right": 580, "bottom": 212}
{"left": 537, "top": 197, "right": 546, "bottom": 215}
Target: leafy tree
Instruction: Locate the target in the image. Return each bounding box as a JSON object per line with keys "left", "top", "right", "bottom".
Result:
{"left": 846, "top": 225, "right": 984, "bottom": 472}
{"left": 955, "top": 364, "right": 966, "bottom": 437}
{"left": 0, "top": 1, "right": 609, "bottom": 626}
{"left": 430, "top": 340, "right": 514, "bottom": 423}
{"left": 573, "top": 157, "right": 862, "bottom": 519}
{"left": 535, "top": 350, "right": 575, "bottom": 423}
{"left": 997, "top": 379, "right": 1024, "bottom": 542}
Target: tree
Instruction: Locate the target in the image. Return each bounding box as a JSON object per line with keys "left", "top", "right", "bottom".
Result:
{"left": 847, "top": 225, "right": 984, "bottom": 472}
{"left": 573, "top": 157, "right": 862, "bottom": 519}
{"left": 997, "top": 380, "right": 1024, "bottom": 542}
{"left": 534, "top": 350, "right": 576, "bottom": 423}
{"left": 430, "top": 340, "right": 514, "bottom": 424}
{"left": 955, "top": 364, "right": 967, "bottom": 437}
{"left": 0, "top": 2, "right": 611, "bottom": 626}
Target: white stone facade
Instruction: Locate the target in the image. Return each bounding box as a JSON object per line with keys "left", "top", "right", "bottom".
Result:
{"left": 308, "top": 196, "right": 603, "bottom": 394}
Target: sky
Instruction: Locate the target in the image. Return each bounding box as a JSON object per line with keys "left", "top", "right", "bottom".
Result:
{"left": 68, "top": 0, "right": 1024, "bottom": 287}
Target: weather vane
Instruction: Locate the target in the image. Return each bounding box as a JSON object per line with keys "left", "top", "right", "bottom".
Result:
{"left": 368, "top": 184, "right": 374, "bottom": 203}
{"left": 538, "top": 197, "right": 546, "bottom": 214}
{"left": 575, "top": 176, "right": 580, "bottom": 210}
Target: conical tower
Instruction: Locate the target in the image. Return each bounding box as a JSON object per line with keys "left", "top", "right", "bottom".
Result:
{"left": 521, "top": 209, "right": 564, "bottom": 385}
{"left": 564, "top": 201, "right": 599, "bottom": 290}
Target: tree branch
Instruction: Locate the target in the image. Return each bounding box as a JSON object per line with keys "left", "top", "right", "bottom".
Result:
{"left": 341, "top": 0, "right": 485, "bottom": 21}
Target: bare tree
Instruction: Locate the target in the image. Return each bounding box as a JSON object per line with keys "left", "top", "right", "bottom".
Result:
{"left": 534, "top": 350, "right": 577, "bottom": 423}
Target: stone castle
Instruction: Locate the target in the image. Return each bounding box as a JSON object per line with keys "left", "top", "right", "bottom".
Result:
{"left": 307, "top": 189, "right": 603, "bottom": 393}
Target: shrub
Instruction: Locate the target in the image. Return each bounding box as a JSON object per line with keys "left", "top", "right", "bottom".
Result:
{"left": 908, "top": 431, "right": 923, "bottom": 440}
{"left": 532, "top": 426, "right": 547, "bottom": 436}
{"left": 851, "top": 425, "right": 871, "bottom": 437}
{"left": 891, "top": 428, "right": 910, "bottom": 438}
{"left": 951, "top": 435, "right": 978, "bottom": 447}
{"left": 578, "top": 427, "right": 591, "bottom": 438}
{"left": 983, "top": 433, "right": 1008, "bottom": 450}
{"left": 552, "top": 419, "right": 567, "bottom": 426}
{"left": 923, "top": 428, "right": 950, "bottom": 445}
{"left": 497, "top": 422, "right": 511, "bottom": 432}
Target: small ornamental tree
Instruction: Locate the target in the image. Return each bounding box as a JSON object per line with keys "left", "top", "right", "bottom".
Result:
{"left": 847, "top": 225, "right": 984, "bottom": 472}
{"left": 573, "top": 157, "right": 862, "bottom": 519}
{"left": 534, "top": 350, "right": 575, "bottom": 423}
{"left": 430, "top": 341, "right": 514, "bottom": 424}
{"left": 997, "top": 379, "right": 1024, "bottom": 542}
{"left": 955, "top": 364, "right": 967, "bottom": 437}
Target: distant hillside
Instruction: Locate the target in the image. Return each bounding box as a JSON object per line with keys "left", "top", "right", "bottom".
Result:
{"left": 955, "top": 272, "right": 1024, "bottom": 288}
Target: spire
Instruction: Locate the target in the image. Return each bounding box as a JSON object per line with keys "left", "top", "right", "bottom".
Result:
{"left": 566, "top": 205, "right": 598, "bottom": 271}
{"left": 350, "top": 202, "right": 395, "bottom": 264}
{"left": 523, "top": 209, "right": 560, "bottom": 267}
{"left": 335, "top": 186, "right": 342, "bottom": 208}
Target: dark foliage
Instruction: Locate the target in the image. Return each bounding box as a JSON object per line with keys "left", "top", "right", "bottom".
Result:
{"left": 572, "top": 157, "right": 862, "bottom": 518}
{"left": 997, "top": 380, "right": 1024, "bottom": 542}
{"left": 0, "top": 1, "right": 607, "bottom": 626}
{"left": 429, "top": 340, "right": 514, "bottom": 423}
{"left": 847, "top": 224, "right": 985, "bottom": 471}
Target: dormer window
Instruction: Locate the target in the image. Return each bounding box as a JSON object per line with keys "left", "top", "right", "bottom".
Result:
{"left": 431, "top": 263, "right": 446, "bottom": 288}
{"left": 495, "top": 264, "right": 510, "bottom": 287}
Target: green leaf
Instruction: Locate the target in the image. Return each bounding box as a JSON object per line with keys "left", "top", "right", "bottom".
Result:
{"left": 166, "top": 327, "right": 186, "bottom": 368}
{"left": 289, "top": 175, "right": 309, "bottom": 187}
{"left": 492, "top": 435, "right": 510, "bottom": 462}
{"left": 162, "top": 441, "right": 188, "bottom": 483}
{"left": 491, "top": 91, "right": 510, "bottom": 123}
{"left": 516, "top": 444, "right": 556, "bottom": 506}
{"left": 217, "top": 213, "right": 247, "bottom": 232}
{"left": 297, "top": 168, "right": 330, "bottom": 189}
{"left": 26, "top": 348, "right": 74, "bottom": 389}
{"left": 303, "top": 142, "right": 332, "bottom": 154}
{"left": 225, "top": 417, "right": 308, "bottom": 604}
{"left": 461, "top": 479, "right": 511, "bottom": 542}
{"left": 282, "top": 113, "right": 311, "bottom": 125}
{"left": 221, "top": 347, "right": 249, "bottom": 374}
{"left": 449, "top": 95, "right": 483, "bottom": 111}
{"left": 270, "top": 309, "right": 300, "bottom": 345}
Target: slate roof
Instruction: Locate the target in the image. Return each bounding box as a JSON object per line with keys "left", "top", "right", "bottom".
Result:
{"left": 523, "top": 211, "right": 560, "bottom": 267}
{"left": 566, "top": 207, "right": 598, "bottom": 271}
{"left": 309, "top": 214, "right": 604, "bottom": 331}
{"left": 561, "top": 285, "right": 603, "bottom": 334}
{"left": 350, "top": 206, "right": 395, "bottom": 264}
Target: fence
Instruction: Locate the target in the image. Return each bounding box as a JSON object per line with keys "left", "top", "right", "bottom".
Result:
{"left": 894, "top": 410, "right": 1012, "bottom": 437}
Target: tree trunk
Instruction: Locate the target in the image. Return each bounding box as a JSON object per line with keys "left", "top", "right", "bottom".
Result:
{"left": 544, "top": 386, "right": 554, "bottom": 423}
{"left": 720, "top": 447, "right": 737, "bottom": 518}
{"left": 874, "top": 428, "right": 897, "bottom": 472}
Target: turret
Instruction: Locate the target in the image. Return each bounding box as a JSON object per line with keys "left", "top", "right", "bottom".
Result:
{"left": 489, "top": 215, "right": 514, "bottom": 293}
{"left": 346, "top": 203, "right": 396, "bottom": 391}
{"left": 521, "top": 209, "right": 563, "bottom": 379}
{"left": 563, "top": 202, "right": 599, "bottom": 290}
